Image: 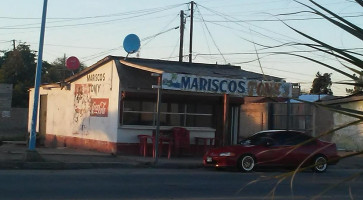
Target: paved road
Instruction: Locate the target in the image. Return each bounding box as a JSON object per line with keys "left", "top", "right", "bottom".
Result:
{"left": 0, "top": 168, "right": 362, "bottom": 200}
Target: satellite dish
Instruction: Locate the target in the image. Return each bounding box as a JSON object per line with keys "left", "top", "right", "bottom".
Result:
{"left": 123, "top": 34, "right": 140, "bottom": 54}
{"left": 66, "top": 56, "right": 80, "bottom": 70}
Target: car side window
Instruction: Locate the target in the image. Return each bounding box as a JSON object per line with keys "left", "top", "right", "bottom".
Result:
{"left": 285, "top": 132, "right": 314, "bottom": 145}
{"left": 271, "top": 132, "right": 289, "bottom": 146}
{"left": 242, "top": 132, "right": 268, "bottom": 145}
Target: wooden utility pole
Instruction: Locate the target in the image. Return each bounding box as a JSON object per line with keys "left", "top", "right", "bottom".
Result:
{"left": 189, "top": 1, "right": 194, "bottom": 63}
{"left": 12, "top": 39, "right": 16, "bottom": 50}
{"left": 179, "top": 10, "right": 185, "bottom": 62}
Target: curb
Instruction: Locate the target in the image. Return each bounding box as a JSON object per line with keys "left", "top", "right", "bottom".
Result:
{"left": 0, "top": 161, "right": 204, "bottom": 170}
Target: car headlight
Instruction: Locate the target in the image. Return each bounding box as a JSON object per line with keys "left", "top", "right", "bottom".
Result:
{"left": 219, "top": 152, "right": 235, "bottom": 157}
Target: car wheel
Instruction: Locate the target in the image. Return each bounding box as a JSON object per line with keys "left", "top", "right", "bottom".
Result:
{"left": 238, "top": 155, "right": 255, "bottom": 172}
{"left": 312, "top": 155, "right": 327, "bottom": 173}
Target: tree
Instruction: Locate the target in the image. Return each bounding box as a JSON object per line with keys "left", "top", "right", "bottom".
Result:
{"left": 346, "top": 73, "right": 363, "bottom": 95}
{"left": 0, "top": 44, "right": 37, "bottom": 107}
{"left": 42, "top": 56, "right": 85, "bottom": 84}
{"left": 310, "top": 72, "right": 333, "bottom": 95}
{"left": 0, "top": 43, "right": 86, "bottom": 107}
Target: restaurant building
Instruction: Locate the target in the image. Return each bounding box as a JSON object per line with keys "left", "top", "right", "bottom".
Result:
{"left": 28, "top": 56, "right": 292, "bottom": 155}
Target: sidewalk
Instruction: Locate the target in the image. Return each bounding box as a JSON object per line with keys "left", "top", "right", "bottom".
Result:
{"left": 0, "top": 142, "right": 362, "bottom": 170}
{"left": 0, "top": 142, "right": 203, "bottom": 170}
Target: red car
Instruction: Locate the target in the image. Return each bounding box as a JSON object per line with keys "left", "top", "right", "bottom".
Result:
{"left": 203, "top": 130, "right": 339, "bottom": 172}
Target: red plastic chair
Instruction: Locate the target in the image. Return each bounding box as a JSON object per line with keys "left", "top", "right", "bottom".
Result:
{"left": 152, "top": 130, "right": 173, "bottom": 159}
{"left": 137, "top": 135, "right": 152, "bottom": 157}
{"left": 172, "top": 127, "right": 190, "bottom": 156}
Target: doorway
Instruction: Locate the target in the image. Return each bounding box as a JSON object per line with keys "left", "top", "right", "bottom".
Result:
{"left": 229, "top": 106, "right": 240, "bottom": 145}
{"left": 39, "top": 95, "right": 47, "bottom": 145}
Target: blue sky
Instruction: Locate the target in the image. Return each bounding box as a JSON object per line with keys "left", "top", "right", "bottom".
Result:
{"left": 1, "top": 0, "right": 362, "bottom": 95}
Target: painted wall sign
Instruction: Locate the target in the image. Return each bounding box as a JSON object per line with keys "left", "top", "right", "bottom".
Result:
{"left": 90, "top": 98, "right": 109, "bottom": 117}
{"left": 87, "top": 73, "right": 106, "bottom": 82}
{"left": 162, "top": 72, "right": 292, "bottom": 98}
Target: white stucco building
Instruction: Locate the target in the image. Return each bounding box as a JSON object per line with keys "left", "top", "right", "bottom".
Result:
{"left": 28, "top": 56, "right": 291, "bottom": 154}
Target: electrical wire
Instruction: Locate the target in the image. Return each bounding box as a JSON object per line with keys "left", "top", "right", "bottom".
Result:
{"left": 0, "top": 4, "right": 186, "bottom": 30}
{"left": 195, "top": 4, "right": 227, "bottom": 64}
{"left": 196, "top": 13, "right": 363, "bottom": 22}
{"left": 81, "top": 25, "right": 180, "bottom": 62}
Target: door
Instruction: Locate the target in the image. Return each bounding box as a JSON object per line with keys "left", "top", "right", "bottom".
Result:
{"left": 229, "top": 106, "right": 239, "bottom": 144}
{"left": 39, "top": 95, "right": 47, "bottom": 145}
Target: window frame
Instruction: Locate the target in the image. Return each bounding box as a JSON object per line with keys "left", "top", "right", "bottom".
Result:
{"left": 121, "top": 99, "right": 214, "bottom": 128}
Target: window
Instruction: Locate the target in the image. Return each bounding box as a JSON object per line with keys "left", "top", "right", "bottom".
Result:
{"left": 283, "top": 131, "right": 313, "bottom": 145}
{"left": 122, "top": 100, "right": 214, "bottom": 128}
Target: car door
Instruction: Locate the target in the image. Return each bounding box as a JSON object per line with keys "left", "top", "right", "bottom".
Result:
{"left": 254, "top": 132, "right": 293, "bottom": 166}
{"left": 282, "top": 131, "right": 316, "bottom": 166}
{"left": 264, "top": 132, "right": 295, "bottom": 166}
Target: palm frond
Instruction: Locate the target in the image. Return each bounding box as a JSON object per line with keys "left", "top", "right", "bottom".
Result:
{"left": 355, "top": 0, "right": 363, "bottom": 7}
{"left": 276, "top": 52, "right": 359, "bottom": 81}
{"left": 306, "top": 0, "right": 363, "bottom": 38}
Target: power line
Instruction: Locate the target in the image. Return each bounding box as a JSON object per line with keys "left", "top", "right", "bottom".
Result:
{"left": 195, "top": 4, "right": 227, "bottom": 64}
{"left": 195, "top": 13, "right": 363, "bottom": 23}
{"left": 0, "top": 4, "right": 185, "bottom": 30}
{"left": 81, "top": 25, "right": 180, "bottom": 62}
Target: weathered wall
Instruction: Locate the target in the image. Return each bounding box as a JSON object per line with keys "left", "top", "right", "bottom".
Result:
{"left": 332, "top": 101, "right": 363, "bottom": 151}
{"left": 0, "top": 84, "right": 12, "bottom": 111}
{"left": 0, "top": 108, "right": 27, "bottom": 138}
{"left": 313, "top": 106, "right": 334, "bottom": 141}
{"left": 28, "top": 60, "right": 120, "bottom": 149}
{"left": 0, "top": 84, "right": 27, "bottom": 139}
{"left": 239, "top": 103, "right": 269, "bottom": 139}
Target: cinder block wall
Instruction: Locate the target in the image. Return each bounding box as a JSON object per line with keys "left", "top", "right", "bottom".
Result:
{"left": 0, "top": 108, "right": 28, "bottom": 138}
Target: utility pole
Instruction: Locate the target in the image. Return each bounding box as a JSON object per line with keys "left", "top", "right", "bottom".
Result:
{"left": 189, "top": 1, "right": 194, "bottom": 63}
{"left": 63, "top": 53, "right": 66, "bottom": 80}
{"left": 12, "top": 40, "right": 16, "bottom": 50}
{"left": 29, "top": 0, "right": 48, "bottom": 151}
{"left": 179, "top": 10, "right": 185, "bottom": 62}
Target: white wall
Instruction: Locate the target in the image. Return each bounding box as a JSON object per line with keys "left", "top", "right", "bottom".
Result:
{"left": 28, "top": 60, "right": 120, "bottom": 143}
{"left": 118, "top": 126, "right": 215, "bottom": 144}
{"left": 332, "top": 101, "right": 363, "bottom": 151}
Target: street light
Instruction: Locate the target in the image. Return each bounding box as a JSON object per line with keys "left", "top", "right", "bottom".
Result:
{"left": 151, "top": 73, "right": 162, "bottom": 165}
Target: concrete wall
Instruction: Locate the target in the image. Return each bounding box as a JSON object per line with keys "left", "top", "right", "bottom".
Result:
{"left": 0, "top": 84, "right": 12, "bottom": 111}
{"left": 239, "top": 103, "right": 269, "bottom": 139}
{"left": 0, "top": 84, "right": 27, "bottom": 139}
{"left": 313, "top": 106, "right": 334, "bottom": 141}
{"left": 332, "top": 101, "right": 363, "bottom": 151}
{"left": 28, "top": 60, "right": 120, "bottom": 152}
{"left": 0, "top": 108, "right": 27, "bottom": 138}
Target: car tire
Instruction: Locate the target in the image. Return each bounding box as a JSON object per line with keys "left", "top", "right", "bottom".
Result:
{"left": 312, "top": 155, "right": 327, "bottom": 173}
{"left": 238, "top": 155, "right": 255, "bottom": 172}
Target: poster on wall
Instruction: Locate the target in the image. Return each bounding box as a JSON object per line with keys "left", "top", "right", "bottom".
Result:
{"left": 161, "top": 72, "right": 292, "bottom": 98}
{"left": 90, "top": 98, "right": 109, "bottom": 117}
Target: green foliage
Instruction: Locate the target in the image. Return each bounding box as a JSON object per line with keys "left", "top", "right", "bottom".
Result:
{"left": 0, "top": 44, "right": 36, "bottom": 107}
{"left": 0, "top": 43, "right": 86, "bottom": 107}
{"left": 310, "top": 72, "right": 333, "bottom": 95}
{"left": 345, "top": 74, "right": 363, "bottom": 94}
{"left": 42, "top": 56, "right": 85, "bottom": 83}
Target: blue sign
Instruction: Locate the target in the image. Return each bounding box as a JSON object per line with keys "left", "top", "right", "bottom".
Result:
{"left": 162, "top": 73, "right": 292, "bottom": 97}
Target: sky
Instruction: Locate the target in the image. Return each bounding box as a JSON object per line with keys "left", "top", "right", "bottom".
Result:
{"left": 1, "top": 0, "right": 362, "bottom": 96}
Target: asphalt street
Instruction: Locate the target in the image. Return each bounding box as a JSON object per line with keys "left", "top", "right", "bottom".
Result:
{"left": 0, "top": 168, "right": 362, "bottom": 200}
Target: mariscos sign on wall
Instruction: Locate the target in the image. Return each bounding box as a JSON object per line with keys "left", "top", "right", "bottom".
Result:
{"left": 162, "top": 72, "right": 292, "bottom": 97}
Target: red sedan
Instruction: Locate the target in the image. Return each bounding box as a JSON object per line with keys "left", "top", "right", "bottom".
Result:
{"left": 203, "top": 130, "right": 340, "bottom": 172}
